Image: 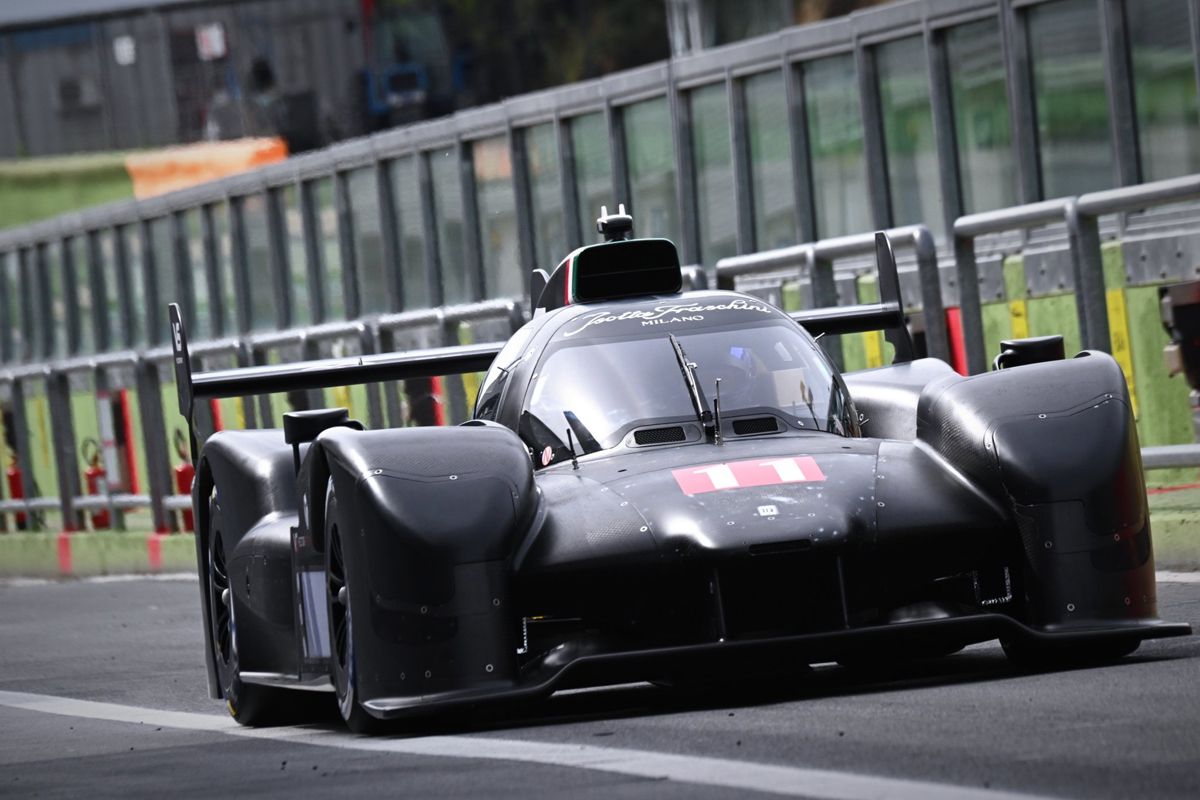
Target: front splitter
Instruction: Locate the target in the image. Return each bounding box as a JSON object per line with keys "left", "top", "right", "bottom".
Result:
{"left": 363, "top": 613, "right": 1190, "bottom": 719}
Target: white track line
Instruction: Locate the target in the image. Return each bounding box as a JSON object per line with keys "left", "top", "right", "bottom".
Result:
{"left": 4, "top": 570, "right": 1196, "bottom": 589}
{"left": 0, "top": 573, "right": 197, "bottom": 587}
{"left": 0, "top": 689, "right": 1053, "bottom": 800}
{"left": 1157, "top": 571, "right": 1200, "bottom": 584}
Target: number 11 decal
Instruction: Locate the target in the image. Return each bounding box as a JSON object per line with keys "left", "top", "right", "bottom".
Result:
{"left": 672, "top": 457, "right": 825, "bottom": 496}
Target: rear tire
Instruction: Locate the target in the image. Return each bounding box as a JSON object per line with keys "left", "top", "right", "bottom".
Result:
{"left": 325, "top": 480, "right": 384, "bottom": 735}
{"left": 208, "top": 498, "right": 290, "bottom": 726}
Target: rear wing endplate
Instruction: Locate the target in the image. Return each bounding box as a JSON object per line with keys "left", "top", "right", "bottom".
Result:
{"left": 788, "top": 232, "right": 915, "bottom": 362}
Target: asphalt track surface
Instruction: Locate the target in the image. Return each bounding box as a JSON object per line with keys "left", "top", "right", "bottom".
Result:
{"left": 0, "top": 574, "right": 1197, "bottom": 799}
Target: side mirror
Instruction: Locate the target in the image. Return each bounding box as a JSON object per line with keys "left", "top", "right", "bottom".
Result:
{"left": 993, "top": 335, "right": 1065, "bottom": 370}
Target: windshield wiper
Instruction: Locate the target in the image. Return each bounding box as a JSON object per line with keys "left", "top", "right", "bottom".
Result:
{"left": 668, "top": 333, "right": 716, "bottom": 442}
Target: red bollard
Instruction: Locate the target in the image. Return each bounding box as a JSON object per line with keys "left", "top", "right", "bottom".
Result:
{"left": 173, "top": 429, "right": 195, "bottom": 532}
{"left": 5, "top": 456, "right": 25, "bottom": 529}
{"left": 174, "top": 461, "right": 195, "bottom": 532}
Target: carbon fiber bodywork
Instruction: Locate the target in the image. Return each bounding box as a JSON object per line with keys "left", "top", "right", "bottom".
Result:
{"left": 180, "top": 251, "right": 1189, "bottom": 724}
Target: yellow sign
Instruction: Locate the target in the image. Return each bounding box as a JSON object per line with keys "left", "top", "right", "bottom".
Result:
{"left": 863, "top": 331, "right": 884, "bottom": 369}
{"left": 1008, "top": 299, "right": 1029, "bottom": 340}
{"left": 1106, "top": 288, "right": 1139, "bottom": 418}
{"left": 332, "top": 386, "right": 353, "bottom": 418}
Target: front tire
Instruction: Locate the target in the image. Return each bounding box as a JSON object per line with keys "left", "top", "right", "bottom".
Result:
{"left": 325, "top": 480, "right": 383, "bottom": 734}
{"left": 208, "top": 498, "right": 289, "bottom": 726}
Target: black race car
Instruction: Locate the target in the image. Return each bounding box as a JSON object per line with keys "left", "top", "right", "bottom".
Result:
{"left": 171, "top": 209, "right": 1190, "bottom": 732}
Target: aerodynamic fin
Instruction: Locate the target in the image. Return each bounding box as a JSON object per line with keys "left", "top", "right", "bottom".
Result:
{"left": 788, "top": 231, "right": 915, "bottom": 363}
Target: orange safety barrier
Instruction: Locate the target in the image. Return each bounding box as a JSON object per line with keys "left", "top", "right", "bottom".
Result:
{"left": 125, "top": 137, "right": 288, "bottom": 199}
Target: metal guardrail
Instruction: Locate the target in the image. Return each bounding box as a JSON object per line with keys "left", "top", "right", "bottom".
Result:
{"left": 1142, "top": 445, "right": 1200, "bottom": 470}
{"left": 10, "top": 183, "right": 1200, "bottom": 532}
{"left": 953, "top": 198, "right": 1080, "bottom": 375}
{"left": 953, "top": 173, "right": 1200, "bottom": 376}
{"left": 0, "top": 300, "right": 523, "bottom": 534}
{"left": 715, "top": 225, "right": 947, "bottom": 365}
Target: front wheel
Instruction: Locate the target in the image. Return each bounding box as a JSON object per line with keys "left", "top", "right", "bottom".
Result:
{"left": 208, "top": 498, "right": 289, "bottom": 726}
{"left": 325, "top": 481, "right": 383, "bottom": 734}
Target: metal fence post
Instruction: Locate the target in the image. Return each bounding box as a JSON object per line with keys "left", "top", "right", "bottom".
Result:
{"left": 1066, "top": 200, "right": 1110, "bottom": 352}
{"left": 607, "top": 102, "right": 630, "bottom": 217}
{"left": 87, "top": 231, "right": 111, "bottom": 353}
{"left": 60, "top": 237, "right": 82, "bottom": 356}
{"left": 912, "top": 226, "right": 948, "bottom": 362}
{"left": 170, "top": 211, "right": 195, "bottom": 333}
{"left": 10, "top": 377, "right": 38, "bottom": 530}
{"left": 1191, "top": 0, "right": 1200, "bottom": 121}
{"left": 440, "top": 315, "right": 470, "bottom": 424}
{"left": 784, "top": 58, "right": 817, "bottom": 245}
{"left": 46, "top": 368, "right": 82, "bottom": 531}
{"left": 999, "top": 0, "right": 1042, "bottom": 204}
{"left": 266, "top": 187, "right": 294, "bottom": 328}
{"left": 672, "top": 79, "right": 700, "bottom": 266}
{"left": 856, "top": 43, "right": 893, "bottom": 230}
{"left": 952, "top": 231, "right": 986, "bottom": 374}
{"left": 418, "top": 153, "right": 445, "bottom": 309}
{"left": 557, "top": 114, "right": 583, "bottom": 251}
{"left": 459, "top": 141, "right": 485, "bottom": 301}
{"left": 34, "top": 245, "right": 56, "bottom": 359}
{"left": 373, "top": 327, "right": 405, "bottom": 428}
{"left": 299, "top": 335, "right": 326, "bottom": 412}
{"left": 139, "top": 218, "right": 162, "bottom": 346}
{"left": 235, "top": 340, "right": 258, "bottom": 429}
{"left": 358, "top": 323, "right": 386, "bottom": 430}
{"left": 252, "top": 345, "right": 274, "bottom": 428}
{"left": 1099, "top": 0, "right": 1140, "bottom": 188}
{"left": 728, "top": 70, "right": 755, "bottom": 256}
{"left": 335, "top": 172, "right": 361, "bottom": 321}
{"left": 509, "top": 124, "right": 538, "bottom": 278}
{"left": 135, "top": 357, "right": 172, "bottom": 533}
{"left": 808, "top": 246, "right": 845, "bottom": 371}
{"left": 200, "top": 205, "right": 225, "bottom": 337}
{"left": 375, "top": 157, "right": 405, "bottom": 313}
{"left": 8, "top": 379, "right": 37, "bottom": 527}
{"left": 925, "top": 26, "right": 965, "bottom": 242}
{"left": 299, "top": 180, "right": 327, "bottom": 325}
{"left": 229, "top": 198, "right": 254, "bottom": 335}
{"left": 93, "top": 366, "right": 123, "bottom": 530}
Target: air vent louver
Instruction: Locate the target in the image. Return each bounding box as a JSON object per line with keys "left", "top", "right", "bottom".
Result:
{"left": 633, "top": 426, "right": 687, "bottom": 445}
{"left": 732, "top": 416, "right": 779, "bottom": 435}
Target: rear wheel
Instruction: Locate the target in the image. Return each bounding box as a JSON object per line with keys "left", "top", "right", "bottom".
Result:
{"left": 208, "top": 498, "right": 289, "bottom": 726}
{"left": 326, "top": 481, "right": 383, "bottom": 734}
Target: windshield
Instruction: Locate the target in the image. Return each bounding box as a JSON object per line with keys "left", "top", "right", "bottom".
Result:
{"left": 521, "top": 319, "right": 851, "bottom": 458}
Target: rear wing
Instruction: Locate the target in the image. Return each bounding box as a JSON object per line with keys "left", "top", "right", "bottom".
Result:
{"left": 168, "top": 304, "right": 501, "bottom": 460}
{"left": 787, "top": 232, "right": 915, "bottom": 362}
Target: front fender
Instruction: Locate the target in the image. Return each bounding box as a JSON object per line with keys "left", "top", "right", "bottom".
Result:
{"left": 918, "top": 352, "right": 1155, "bottom": 629}
{"left": 313, "top": 425, "right": 537, "bottom": 707}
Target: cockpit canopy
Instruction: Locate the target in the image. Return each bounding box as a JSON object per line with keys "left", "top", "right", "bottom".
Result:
{"left": 516, "top": 297, "right": 856, "bottom": 464}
